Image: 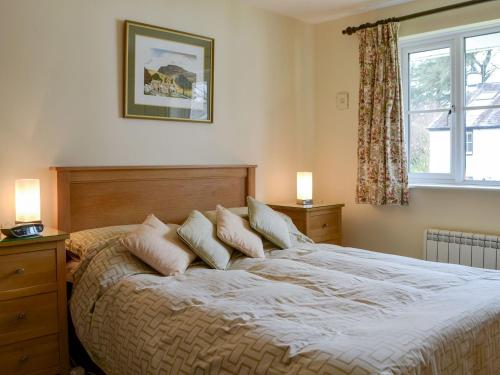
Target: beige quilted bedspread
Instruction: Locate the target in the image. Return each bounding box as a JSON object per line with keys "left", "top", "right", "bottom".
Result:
{"left": 70, "top": 240, "right": 500, "bottom": 375}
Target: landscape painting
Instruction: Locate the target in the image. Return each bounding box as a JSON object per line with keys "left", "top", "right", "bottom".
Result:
{"left": 143, "top": 48, "right": 197, "bottom": 99}
{"left": 124, "top": 21, "right": 214, "bottom": 123}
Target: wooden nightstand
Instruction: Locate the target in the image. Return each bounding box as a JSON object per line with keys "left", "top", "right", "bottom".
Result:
{"left": 269, "top": 203, "right": 344, "bottom": 245}
{"left": 0, "top": 228, "right": 69, "bottom": 375}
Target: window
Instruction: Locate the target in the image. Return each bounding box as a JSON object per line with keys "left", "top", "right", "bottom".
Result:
{"left": 407, "top": 47, "right": 452, "bottom": 175}
{"left": 401, "top": 24, "right": 500, "bottom": 186}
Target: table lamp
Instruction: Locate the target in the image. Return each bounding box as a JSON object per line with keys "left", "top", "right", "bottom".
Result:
{"left": 15, "top": 179, "right": 41, "bottom": 224}
{"left": 296, "top": 172, "right": 313, "bottom": 205}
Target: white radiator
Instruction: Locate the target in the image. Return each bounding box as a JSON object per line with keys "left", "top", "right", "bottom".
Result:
{"left": 424, "top": 229, "right": 500, "bottom": 270}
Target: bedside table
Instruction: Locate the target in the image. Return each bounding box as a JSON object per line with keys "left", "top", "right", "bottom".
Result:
{"left": 269, "top": 203, "right": 344, "bottom": 245}
{"left": 0, "top": 228, "right": 69, "bottom": 375}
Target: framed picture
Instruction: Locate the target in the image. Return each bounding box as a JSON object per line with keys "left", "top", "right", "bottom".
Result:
{"left": 124, "top": 21, "right": 214, "bottom": 123}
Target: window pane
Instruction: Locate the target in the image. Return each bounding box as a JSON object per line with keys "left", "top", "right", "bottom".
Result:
{"left": 409, "top": 48, "right": 451, "bottom": 111}
{"left": 465, "top": 108, "right": 500, "bottom": 181}
{"left": 466, "top": 131, "right": 473, "bottom": 155}
{"left": 465, "top": 32, "right": 500, "bottom": 106}
{"left": 409, "top": 112, "right": 451, "bottom": 173}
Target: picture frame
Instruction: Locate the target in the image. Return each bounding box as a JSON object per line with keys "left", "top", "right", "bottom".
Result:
{"left": 124, "top": 20, "right": 214, "bottom": 123}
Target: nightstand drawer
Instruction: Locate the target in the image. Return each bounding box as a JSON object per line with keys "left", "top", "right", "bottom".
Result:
{"left": 0, "top": 292, "right": 58, "bottom": 346}
{"left": 0, "top": 334, "right": 59, "bottom": 375}
{"left": 0, "top": 250, "right": 56, "bottom": 291}
{"left": 309, "top": 212, "right": 341, "bottom": 242}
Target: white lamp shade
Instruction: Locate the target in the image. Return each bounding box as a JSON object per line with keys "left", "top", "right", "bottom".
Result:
{"left": 15, "top": 179, "right": 41, "bottom": 223}
{"left": 296, "top": 172, "right": 313, "bottom": 203}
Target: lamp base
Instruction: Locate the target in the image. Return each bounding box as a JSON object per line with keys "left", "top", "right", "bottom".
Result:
{"left": 296, "top": 199, "right": 313, "bottom": 205}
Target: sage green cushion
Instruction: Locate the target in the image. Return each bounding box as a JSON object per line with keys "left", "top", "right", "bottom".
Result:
{"left": 177, "top": 210, "right": 233, "bottom": 270}
{"left": 247, "top": 197, "right": 292, "bottom": 249}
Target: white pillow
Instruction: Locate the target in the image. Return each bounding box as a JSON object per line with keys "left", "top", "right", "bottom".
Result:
{"left": 120, "top": 214, "right": 196, "bottom": 276}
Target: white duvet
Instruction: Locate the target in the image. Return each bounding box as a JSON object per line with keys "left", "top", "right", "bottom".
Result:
{"left": 71, "top": 240, "right": 500, "bottom": 374}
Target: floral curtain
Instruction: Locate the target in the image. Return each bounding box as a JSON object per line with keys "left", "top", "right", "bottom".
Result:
{"left": 356, "top": 22, "right": 409, "bottom": 206}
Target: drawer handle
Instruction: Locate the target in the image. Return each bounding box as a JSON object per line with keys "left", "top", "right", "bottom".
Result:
{"left": 15, "top": 267, "right": 25, "bottom": 275}
{"left": 16, "top": 312, "right": 26, "bottom": 320}
{"left": 19, "top": 355, "right": 30, "bottom": 364}
{"left": 322, "top": 223, "right": 328, "bottom": 229}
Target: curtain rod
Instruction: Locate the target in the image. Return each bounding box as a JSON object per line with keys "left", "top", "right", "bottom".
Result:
{"left": 342, "top": 0, "right": 498, "bottom": 35}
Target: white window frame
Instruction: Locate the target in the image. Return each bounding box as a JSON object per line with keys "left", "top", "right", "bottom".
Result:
{"left": 400, "top": 22, "right": 500, "bottom": 187}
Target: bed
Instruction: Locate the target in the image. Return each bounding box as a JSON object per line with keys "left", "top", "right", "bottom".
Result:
{"left": 53, "top": 165, "right": 500, "bottom": 375}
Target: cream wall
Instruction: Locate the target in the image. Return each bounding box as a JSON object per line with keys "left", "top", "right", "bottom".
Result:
{"left": 0, "top": 0, "right": 314, "bottom": 227}
{"left": 314, "top": 0, "right": 500, "bottom": 258}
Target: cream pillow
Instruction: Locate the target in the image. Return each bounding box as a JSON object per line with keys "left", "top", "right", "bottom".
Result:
{"left": 120, "top": 214, "right": 196, "bottom": 276}
{"left": 216, "top": 205, "right": 264, "bottom": 258}
{"left": 177, "top": 210, "right": 233, "bottom": 270}
{"left": 204, "top": 206, "right": 248, "bottom": 223}
{"left": 67, "top": 224, "right": 139, "bottom": 259}
{"left": 247, "top": 197, "right": 292, "bottom": 249}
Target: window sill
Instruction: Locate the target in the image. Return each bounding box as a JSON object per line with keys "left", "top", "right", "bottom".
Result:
{"left": 409, "top": 183, "right": 500, "bottom": 191}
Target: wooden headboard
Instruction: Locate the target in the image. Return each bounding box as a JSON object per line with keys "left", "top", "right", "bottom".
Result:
{"left": 51, "top": 165, "right": 256, "bottom": 233}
